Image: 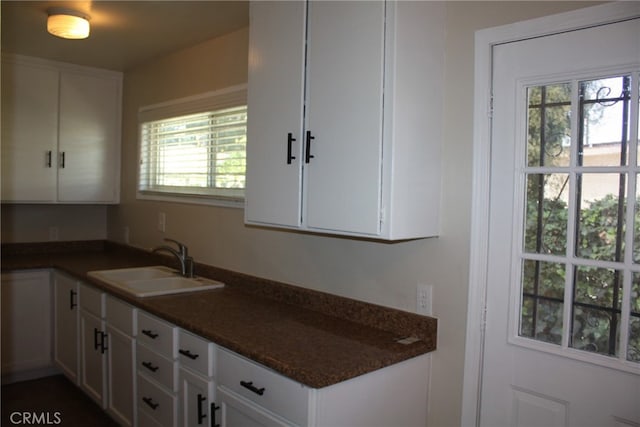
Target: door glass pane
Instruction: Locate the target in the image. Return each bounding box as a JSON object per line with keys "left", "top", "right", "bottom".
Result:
{"left": 524, "top": 173, "right": 569, "bottom": 255}
{"left": 579, "top": 76, "right": 631, "bottom": 167}
{"left": 629, "top": 274, "right": 640, "bottom": 362}
{"left": 520, "top": 259, "right": 564, "bottom": 345}
{"left": 634, "top": 173, "right": 640, "bottom": 264}
{"left": 527, "top": 83, "right": 571, "bottom": 167}
{"left": 571, "top": 266, "right": 622, "bottom": 357}
{"left": 575, "top": 173, "right": 626, "bottom": 262}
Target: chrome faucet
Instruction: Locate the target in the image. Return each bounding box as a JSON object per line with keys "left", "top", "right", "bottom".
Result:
{"left": 152, "top": 238, "right": 194, "bottom": 278}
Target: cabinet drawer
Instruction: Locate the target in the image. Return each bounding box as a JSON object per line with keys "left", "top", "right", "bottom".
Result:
{"left": 218, "top": 349, "right": 309, "bottom": 426}
{"left": 137, "top": 342, "right": 178, "bottom": 392}
{"left": 79, "top": 283, "right": 104, "bottom": 317}
{"left": 178, "top": 329, "right": 215, "bottom": 377}
{"left": 137, "top": 373, "right": 177, "bottom": 427}
{"left": 137, "top": 311, "right": 177, "bottom": 358}
{"left": 105, "top": 295, "right": 136, "bottom": 336}
{"left": 138, "top": 410, "right": 164, "bottom": 427}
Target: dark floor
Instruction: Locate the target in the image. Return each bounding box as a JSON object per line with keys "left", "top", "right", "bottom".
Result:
{"left": 1, "top": 375, "right": 118, "bottom": 426}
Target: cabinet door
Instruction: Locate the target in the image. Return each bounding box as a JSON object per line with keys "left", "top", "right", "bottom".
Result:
{"left": 1, "top": 271, "right": 53, "bottom": 379}
{"left": 58, "top": 71, "right": 121, "bottom": 203}
{"left": 53, "top": 272, "right": 79, "bottom": 383}
{"left": 217, "top": 387, "right": 294, "bottom": 427}
{"left": 244, "top": 1, "right": 306, "bottom": 228}
{"left": 80, "top": 310, "right": 107, "bottom": 408}
{"left": 1, "top": 61, "right": 58, "bottom": 202}
{"left": 304, "top": 1, "right": 385, "bottom": 235}
{"left": 106, "top": 325, "right": 135, "bottom": 427}
{"left": 179, "top": 367, "right": 215, "bottom": 427}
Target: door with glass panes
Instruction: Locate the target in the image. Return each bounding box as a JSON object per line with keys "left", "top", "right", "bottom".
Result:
{"left": 482, "top": 17, "right": 640, "bottom": 427}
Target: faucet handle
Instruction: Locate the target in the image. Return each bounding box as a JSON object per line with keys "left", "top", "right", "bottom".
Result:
{"left": 164, "top": 238, "right": 188, "bottom": 256}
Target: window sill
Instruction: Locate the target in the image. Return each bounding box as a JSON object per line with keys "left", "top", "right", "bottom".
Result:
{"left": 136, "top": 191, "right": 244, "bottom": 209}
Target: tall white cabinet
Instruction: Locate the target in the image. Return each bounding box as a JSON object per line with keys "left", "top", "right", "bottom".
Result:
{"left": 245, "top": 1, "right": 445, "bottom": 240}
{"left": 1, "top": 54, "right": 122, "bottom": 203}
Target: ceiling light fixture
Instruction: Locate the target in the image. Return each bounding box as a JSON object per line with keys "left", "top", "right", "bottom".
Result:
{"left": 47, "top": 8, "right": 90, "bottom": 40}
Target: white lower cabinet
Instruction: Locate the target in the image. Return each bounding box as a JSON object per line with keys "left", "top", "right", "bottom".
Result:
{"left": 106, "top": 295, "right": 137, "bottom": 426}
{"left": 180, "top": 366, "right": 216, "bottom": 427}
{"left": 47, "top": 272, "right": 430, "bottom": 427}
{"left": 178, "top": 329, "right": 217, "bottom": 427}
{"left": 217, "top": 348, "right": 430, "bottom": 427}
{"left": 53, "top": 271, "right": 79, "bottom": 384}
{"left": 217, "top": 348, "right": 309, "bottom": 427}
{"left": 136, "top": 311, "right": 179, "bottom": 427}
{"left": 1, "top": 270, "right": 54, "bottom": 383}
{"left": 78, "top": 283, "right": 137, "bottom": 426}
{"left": 217, "top": 387, "right": 292, "bottom": 427}
{"left": 79, "top": 283, "right": 107, "bottom": 407}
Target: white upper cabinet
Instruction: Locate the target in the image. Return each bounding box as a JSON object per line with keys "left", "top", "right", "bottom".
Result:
{"left": 1, "top": 54, "right": 122, "bottom": 204}
{"left": 245, "top": 1, "right": 307, "bottom": 228}
{"left": 58, "top": 71, "right": 121, "bottom": 202}
{"left": 245, "top": 1, "right": 445, "bottom": 240}
{"left": 1, "top": 61, "right": 59, "bottom": 202}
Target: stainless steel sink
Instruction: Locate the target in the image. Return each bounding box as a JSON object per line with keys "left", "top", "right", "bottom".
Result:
{"left": 87, "top": 266, "right": 224, "bottom": 297}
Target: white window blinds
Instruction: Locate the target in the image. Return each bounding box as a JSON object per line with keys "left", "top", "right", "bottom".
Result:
{"left": 138, "top": 86, "right": 247, "bottom": 201}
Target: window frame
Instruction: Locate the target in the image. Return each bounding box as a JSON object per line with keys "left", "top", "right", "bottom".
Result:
{"left": 136, "top": 84, "right": 247, "bottom": 208}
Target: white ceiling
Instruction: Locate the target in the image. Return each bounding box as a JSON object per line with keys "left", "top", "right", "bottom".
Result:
{"left": 1, "top": 1, "right": 249, "bottom": 71}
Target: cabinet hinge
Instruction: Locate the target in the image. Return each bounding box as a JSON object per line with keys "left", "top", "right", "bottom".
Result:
{"left": 488, "top": 93, "right": 494, "bottom": 118}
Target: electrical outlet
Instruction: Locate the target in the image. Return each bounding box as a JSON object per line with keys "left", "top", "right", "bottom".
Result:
{"left": 417, "top": 284, "right": 432, "bottom": 316}
{"left": 158, "top": 212, "right": 166, "bottom": 233}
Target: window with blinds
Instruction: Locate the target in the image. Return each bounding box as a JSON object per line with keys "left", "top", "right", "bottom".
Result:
{"left": 138, "top": 86, "right": 247, "bottom": 204}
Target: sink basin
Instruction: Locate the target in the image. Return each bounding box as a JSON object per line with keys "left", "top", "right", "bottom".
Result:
{"left": 87, "top": 266, "right": 224, "bottom": 297}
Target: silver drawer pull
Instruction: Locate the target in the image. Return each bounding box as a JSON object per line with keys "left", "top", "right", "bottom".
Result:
{"left": 240, "top": 380, "right": 265, "bottom": 396}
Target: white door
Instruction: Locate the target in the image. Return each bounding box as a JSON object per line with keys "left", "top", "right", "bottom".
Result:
{"left": 482, "top": 17, "right": 640, "bottom": 427}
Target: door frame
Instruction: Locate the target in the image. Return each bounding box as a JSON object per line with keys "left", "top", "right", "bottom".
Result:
{"left": 462, "top": 3, "right": 640, "bottom": 426}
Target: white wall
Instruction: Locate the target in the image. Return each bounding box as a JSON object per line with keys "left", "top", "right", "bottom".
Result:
{"left": 1, "top": 204, "right": 107, "bottom": 242}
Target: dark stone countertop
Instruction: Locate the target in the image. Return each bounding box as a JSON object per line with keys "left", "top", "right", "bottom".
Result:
{"left": 1, "top": 240, "right": 437, "bottom": 389}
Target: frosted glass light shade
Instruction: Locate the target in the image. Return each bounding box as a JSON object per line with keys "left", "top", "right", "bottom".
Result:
{"left": 47, "top": 13, "right": 90, "bottom": 39}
